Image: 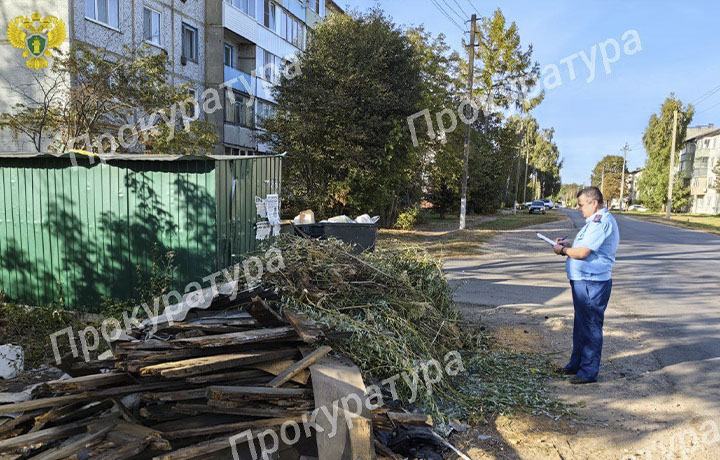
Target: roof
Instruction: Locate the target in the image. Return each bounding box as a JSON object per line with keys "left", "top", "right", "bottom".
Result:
{"left": 0, "top": 151, "right": 286, "bottom": 161}
{"left": 686, "top": 127, "right": 720, "bottom": 142}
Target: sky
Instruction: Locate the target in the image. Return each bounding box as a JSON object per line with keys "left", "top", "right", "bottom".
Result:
{"left": 339, "top": 0, "right": 720, "bottom": 185}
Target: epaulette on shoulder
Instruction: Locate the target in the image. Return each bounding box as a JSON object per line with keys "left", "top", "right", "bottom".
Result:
{"left": 593, "top": 214, "right": 602, "bottom": 223}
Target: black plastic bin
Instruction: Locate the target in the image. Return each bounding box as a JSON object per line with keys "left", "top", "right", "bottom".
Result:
{"left": 293, "top": 222, "right": 378, "bottom": 253}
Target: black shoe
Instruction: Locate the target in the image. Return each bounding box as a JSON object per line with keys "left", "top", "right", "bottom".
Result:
{"left": 554, "top": 367, "right": 577, "bottom": 375}
{"left": 569, "top": 376, "right": 596, "bottom": 385}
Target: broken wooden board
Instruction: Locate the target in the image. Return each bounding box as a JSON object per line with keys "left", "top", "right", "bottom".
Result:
{"left": 247, "top": 295, "right": 286, "bottom": 326}
{"left": 207, "top": 386, "right": 312, "bottom": 401}
{"left": 267, "top": 346, "right": 332, "bottom": 388}
{"left": 170, "top": 326, "right": 297, "bottom": 348}
{"left": 283, "top": 310, "right": 324, "bottom": 343}
{"left": 306, "top": 354, "right": 376, "bottom": 460}
{"left": 251, "top": 359, "right": 310, "bottom": 385}
{"left": 139, "top": 348, "right": 297, "bottom": 378}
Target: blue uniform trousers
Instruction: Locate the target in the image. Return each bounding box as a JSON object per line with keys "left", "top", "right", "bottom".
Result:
{"left": 566, "top": 279, "right": 612, "bottom": 381}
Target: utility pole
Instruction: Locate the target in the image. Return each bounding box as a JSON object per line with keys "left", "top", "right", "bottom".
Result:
{"left": 459, "top": 13, "right": 476, "bottom": 230}
{"left": 666, "top": 109, "right": 678, "bottom": 219}
{"left": 619, "top": 143, "right": 630, "bottom": 211}
{"left": 512, "top": 139, "right": 524, "bottom": 215}
{"left": 522, "top": 147, "right": 529, "bottom": 204}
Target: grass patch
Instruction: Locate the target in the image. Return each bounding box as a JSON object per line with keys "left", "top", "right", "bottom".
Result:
{"left": 619, "top": 211, "right": 720, "bottom": 235}
{"left": 378, "top": 211, "right": 565, "bottom": 258}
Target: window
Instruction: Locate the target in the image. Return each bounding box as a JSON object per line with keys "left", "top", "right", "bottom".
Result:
{"left": 224, "top": 43, "right": 234, "bottom": 67}
{"left": 264, "top": 0, "right": 276, "bottom": 29}
{"left": 263, "top": 1, "right": 304, "bottom": 49}
{"left": 262, "top": 50, "right": 280, "bottom": 82}
{"left": 181, "top": 23, "right": 198, "bottom": 63}
{"left": 225, "top": 0, "right": 255, "bottom": 16}
{"left": 309, "top": 0, "right": 320, "bottom": 14}
{"left": 184, "top": 89, "right": 198, "bottom": 119}
{"left": 143, "top": 7, "right": 161, "bottom": 45}
{"left": 256, "top": 100, "right": 277, "bottom": 125}
{"left": 225, "top": 90, "right": 254, "bottom": 128}
{"left": 85, "top": 0, "right": 119, "bottom": 28}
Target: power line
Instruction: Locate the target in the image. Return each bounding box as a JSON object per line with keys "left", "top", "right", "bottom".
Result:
{"left": 439, "top": 0, "right": 465, "bottom": 23}
{"left": 696, "top": 99, "right": 720, "bottom": 115}
{"left": 450, "top": 0, "right": 469, "bottom": 17}
{"left": 464, "top": 0, "right": 480, "bottom": 15}
{"left": 690, "top": 84, "right": 720, "bottom": 107}
{"left": 428, "top": 0, "right": 464, "bottom": 31}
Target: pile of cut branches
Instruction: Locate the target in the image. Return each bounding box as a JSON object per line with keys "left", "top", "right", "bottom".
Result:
{"left": 255, "top": 235, "right": 568, "bottom": 424}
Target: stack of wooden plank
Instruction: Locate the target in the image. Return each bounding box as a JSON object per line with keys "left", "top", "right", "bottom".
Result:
{"left": 0, "top": 288, "right": 430, "bottom": 460}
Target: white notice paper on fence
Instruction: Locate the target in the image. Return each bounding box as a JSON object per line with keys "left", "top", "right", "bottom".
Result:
{"left": 256, "top": 221, "right": 271, "bottom": 240}
{"left": 536, "top": 233, "right": 557, "bottom": 246}
{"left": 255, "top": 196, "right": 267, "bottom": 218}
{"left": 266, "top": 194, "right": 280, "bottom": 226}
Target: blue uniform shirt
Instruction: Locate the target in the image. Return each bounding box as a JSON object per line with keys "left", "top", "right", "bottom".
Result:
{"left": 566, "top": 208, "right": 620, "bottom": 281}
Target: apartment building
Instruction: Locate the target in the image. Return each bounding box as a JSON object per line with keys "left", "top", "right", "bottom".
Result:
{"left": 0, "top": 0, "right": 340, "bottom": 155}
{"left": 685, "top": 127, "right": 720, "bottom": 214}
{"left": 214, "top": 0, "right": 338, "bottom": 155}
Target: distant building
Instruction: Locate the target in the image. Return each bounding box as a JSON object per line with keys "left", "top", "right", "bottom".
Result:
{"left": 684, "top": 126, "right": 720, "bottom": 214}
{"left": 627, "top": 168, "right": 643, "bottom": 204}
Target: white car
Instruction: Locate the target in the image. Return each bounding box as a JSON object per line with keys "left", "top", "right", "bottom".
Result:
{"left": 542, "top": 199, "right": 554, "bottom": 209}
{"left": 628, "top": 204, "right": 648, "bottom": 212}
{"left": 528, "top": 200, "right": 546, "bottom": 214}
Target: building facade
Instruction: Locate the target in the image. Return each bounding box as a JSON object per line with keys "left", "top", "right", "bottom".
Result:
{"left": 0, "top": 0, "right": 339, "bottom": 155}
{"left": 685, "top": 127, "right": 720, "bottom": 214}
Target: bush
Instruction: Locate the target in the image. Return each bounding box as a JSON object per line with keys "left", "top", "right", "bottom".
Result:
{"left": 394, "top": 207, "right": 420, "bottom": 230}
{"left": 0, "top": 303, "right": 83, "bottom": 368}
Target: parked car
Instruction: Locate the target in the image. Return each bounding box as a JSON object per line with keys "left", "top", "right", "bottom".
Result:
{"left": 528, "top": 200, "right": 546, "bottom": 214}
{"left": 542, "top": 199, "right": 554, "bottom": 209}
{"left": 628, "top": 204, "right": 648, "bottom": 212}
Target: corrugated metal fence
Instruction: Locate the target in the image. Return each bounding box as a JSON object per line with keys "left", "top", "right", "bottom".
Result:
{"left": 0, "top": 153, "right": 282, "bottom": 309}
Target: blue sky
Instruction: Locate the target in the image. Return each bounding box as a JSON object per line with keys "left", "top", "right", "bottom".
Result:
{"left": 339, "top": 0, "right": 720, "bottom": 184}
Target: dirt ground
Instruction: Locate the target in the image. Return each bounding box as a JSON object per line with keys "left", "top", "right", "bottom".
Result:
{"left": 444, "top": 215, "right": 720, "bottom": 460}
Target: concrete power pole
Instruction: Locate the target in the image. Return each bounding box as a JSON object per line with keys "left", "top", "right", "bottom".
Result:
{"left": 512, "top": 138, "right": 524, "bottom": 215}
{"left": 522, "top": 147, "right": 530, "bottom": 204}
{"left": 666, "top": 109, "right": 678, "bottom": 219}
{"left": 619, "top": 143, "right": 630, "bottom": 211}
{"left": 459, "top": 14, "right": 477, "bottom": 230}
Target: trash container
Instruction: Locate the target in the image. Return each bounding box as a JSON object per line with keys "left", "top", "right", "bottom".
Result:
{"left": 293, "top": 222, "right": 378, "bottom": 253}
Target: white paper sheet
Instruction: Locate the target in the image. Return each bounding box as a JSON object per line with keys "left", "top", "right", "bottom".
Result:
{"left": 536, "top": 233, "right": 557, "bottom": 246}
{"left": 266, "top": 194, "right": 280, "bottom": 226}
{"left": 255, "top": 196, "right": 267, "bottom": 218}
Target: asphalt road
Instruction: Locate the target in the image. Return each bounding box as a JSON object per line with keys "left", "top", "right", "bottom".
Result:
{"left": 444, "top": 209, "right": 720, "bottom": 444}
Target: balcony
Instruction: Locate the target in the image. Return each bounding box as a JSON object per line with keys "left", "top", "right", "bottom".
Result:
{"left": 691, "top": 176, "right": 708, "bottom": 195}
{"left": 224, "top": 65, "right": 255, "bottom": 95}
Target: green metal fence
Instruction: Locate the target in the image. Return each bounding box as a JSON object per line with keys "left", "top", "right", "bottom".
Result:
{"left": 0, "top": 153, "right": 282, "bottom": 309}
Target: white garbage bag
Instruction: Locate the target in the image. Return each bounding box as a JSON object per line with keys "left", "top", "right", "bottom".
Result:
{"left": 0, "top": 344, "right": 24, "bottom": 380}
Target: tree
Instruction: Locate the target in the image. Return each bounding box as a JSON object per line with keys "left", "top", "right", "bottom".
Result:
{"left": 0, "top": 43, "right": 217, "bottom": 155}
{"left": 637, "top": 95, "right": 694, "bottom": 211}
{"left": 557, "top": 183, "right": 583, "bottom": 207}
{"left": 591, "top": 155, "right": 628, "bottom": 206}
{"left": 263, "top": 10, "right": 423, "bottom": 224}
{"left": 529, "top": 128, "right": 562, "bottom": 199}
{"left": 406, "top": 27, "right": 461, "bottom": 218}
{"left": 460, "top": 9, "right": 544, "bottom": 212}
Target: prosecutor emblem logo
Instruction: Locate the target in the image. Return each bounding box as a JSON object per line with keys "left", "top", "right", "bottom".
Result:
{"left": 7, "top": 12, "right": 66, "bottom": 70}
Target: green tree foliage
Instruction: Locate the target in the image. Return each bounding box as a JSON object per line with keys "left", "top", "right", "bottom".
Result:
{"left": 462, "top": 9, "right": 546, "bottom": 212}
{"left": 475, "top": 9, "right": 543, "bottom": 115}
{"left": 591, "top": 155, "right": 628, "bottom": 205}
{"left": 556, "top": 183, "right": 583, "bottom": 207}
{"left": 638, "top": 95, "right": 694, "bottom": 211}
{"left": 407, "top": 27, "right": 461, "bottom": 218}
{"left": 264, "top": 10, "right": 423, "bottom": 224}
{"left": 0, "top": 43, "right": 217, "bottom": 154}
{"left": 528, "top": 128, "right": 562, "bottom": 199}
